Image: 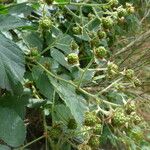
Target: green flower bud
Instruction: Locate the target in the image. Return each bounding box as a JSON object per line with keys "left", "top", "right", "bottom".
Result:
{"left": 97, "top": 30, "right": 107, "bottom": 39}
{"left": 94, "top": 46, "right": 107, "bottom": 59}
{"left": 102, "top": 17, "right": 114, "bottom": 29}
{"left": 67, "top": 118, "right": 77, "bottom": 129}
{"left": 88, "top": 135, "right": 100, "bottom": 148}
{"left": 39, "top": 16, "right": 52, "bottom": 30}
{"left": 67, "top": 53, "right": 79, "bottom": 65}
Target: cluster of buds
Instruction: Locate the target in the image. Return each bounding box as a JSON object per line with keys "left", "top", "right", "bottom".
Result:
{"left": 67, "top": 118, "right": 78, "bottom": 130}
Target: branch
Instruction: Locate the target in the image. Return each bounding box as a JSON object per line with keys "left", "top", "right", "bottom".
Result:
{"left": 114, "top": 30, "right": 150, "bottom": 56}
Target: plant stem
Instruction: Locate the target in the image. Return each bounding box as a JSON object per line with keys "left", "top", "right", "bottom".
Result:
{"left": 36, "top": 62, "right": 120, "bottom": 107}
{"left": 19, "top": 135, "right": 45, "bottom": 149}
{"left": 53, "top": 2, "right": 109, "bottom": 7}
{"left": 97, "top": 78, "right": 123, "bottom": 96}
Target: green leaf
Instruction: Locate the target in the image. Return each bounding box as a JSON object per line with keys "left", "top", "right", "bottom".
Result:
{"left": 22, "top": 31, "right": 43, "bottom": 51}
{"left": 49, "top": 77, "right": 88, "bottom": 125}
{"left": 35, "top": 73, "right": 54, "bottom": 99}
{"left": 0, "top": 145, "right": 11, "bottom": 150}
{"left": 87, "top": 18, "right": 101, "bottom": 31}
{"left": 8, "top": 2, "right": 33, "bottom": 16}
{"left": 0, "top": 33, "right": 25, "bottom": 91}
{"left": 51, "top": 48, "right": 70, "bottom": 70}
{"left": 55, "top": 35, "right": 72, "bottom": 54}
{"left": 0, "top": 91, "right": 30, "bottom": 118}
{"left": 0, "top": 107, "right": 26, "bottom": 147}
{"left": 53, "top": 104, "right": 72, "bottom": 125}
{"left": 0, "top": 14, "right": 27, "bottom": 31}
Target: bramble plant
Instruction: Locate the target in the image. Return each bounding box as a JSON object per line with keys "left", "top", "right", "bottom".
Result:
{"left": 0, "top": 0, "right": 149, "bottom": 150}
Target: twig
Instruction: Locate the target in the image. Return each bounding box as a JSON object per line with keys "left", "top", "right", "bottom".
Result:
{"left": 114, "top": 30, "right": 150, "bottom": 56}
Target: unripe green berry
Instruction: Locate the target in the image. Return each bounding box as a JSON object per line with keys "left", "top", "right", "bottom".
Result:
{"left": 124, "top": 69, "right": 135, "bottom": 79}
{"left": 117, "top": 7, "right": 127, "bottom": 17}
{"left": 125, "top": 102, "right": 136, "bottom": 114}
{"left": 84, "top": 112, "right": 98, "bottom": 127}
{"left": 94, "top": 46, "right": 107, "bottom": 59}
{"left": 102, "top": 17, "right": 114, "bottom": 29}
{"left": 130, "top": 112, "right": 142, "bottom": 125}
{"left": 30, "top": 48, "right": 40, "bottom": 58}
{"left": 88, "top": 13, "right": 95, "bottom": 20}
{"left": 39, "top": 16, "right": 52, "bottom": 30}
{"left": 67, "top": 118, "right": 77, "bottom": 129}
{"left": 93, "top": 124, "right": 102, "bottom": 135}
{"left": 97, "top": 30, "right": 107, "bottom": 39}
{"left": 67, "top": 53, "right": 79, "bottom": 65}
{"left": 88, "top": 135, "right": 100, "bottom": 148}
{"left": 107, "top": 62, "right": 119, "bottom": 77}
{"left": 72, "top": 26, "right": 82, "bottom": 34}
{"left": 112, "top": 108, "right": 128, "bottom": 126}
{"left": 133, "top": 77, "right": 141, "bottom": 86}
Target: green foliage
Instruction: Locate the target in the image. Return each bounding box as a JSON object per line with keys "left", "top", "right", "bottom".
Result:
{"left": 0, "top": 0, "right": 149, "bottom": 149}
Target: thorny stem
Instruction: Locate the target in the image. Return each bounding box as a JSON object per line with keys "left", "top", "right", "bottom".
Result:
{"left": 36, "top": 62, "right": 120, "bottom": 107}
{"left": 97, "top": 78, "right": 123, "bottom": 96}
{"left": 53, "top": 2, "right": 110, "bottom": 8}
